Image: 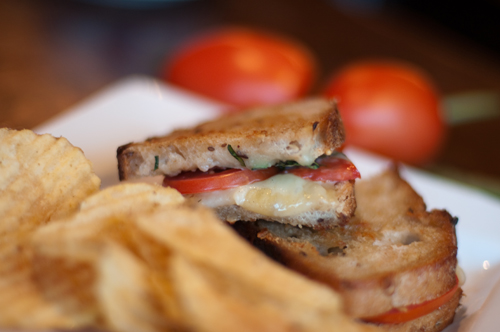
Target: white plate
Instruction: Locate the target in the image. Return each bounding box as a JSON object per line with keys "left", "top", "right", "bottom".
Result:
{"left": 35, "top": 76, "right": 500, "bottom": 332}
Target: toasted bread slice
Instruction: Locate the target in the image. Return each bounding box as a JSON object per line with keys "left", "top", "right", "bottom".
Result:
{"left": 117, "top": 98, "right": 345, "bottom": 179}
{"left": 232, "top": 169, "right": 460, "bottom": 331}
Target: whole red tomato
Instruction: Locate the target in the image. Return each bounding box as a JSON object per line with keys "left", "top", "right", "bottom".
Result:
{"left": 323, "top": 61, "right": 446, "bottom": 165}
{"left": 163, "top": 28, "right": 316, "bottom": 109}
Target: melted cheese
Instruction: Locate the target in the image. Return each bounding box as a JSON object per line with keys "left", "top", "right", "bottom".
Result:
{"left": 186, "top": 174, "right": 339, "bottom": 217}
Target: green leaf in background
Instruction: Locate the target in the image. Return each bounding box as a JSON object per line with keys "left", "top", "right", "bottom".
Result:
{"left": 427, "top": 165, "right": 500, "bottom": 199}
{"left": 443, "top": 91, "right": 500, "bottom": 125}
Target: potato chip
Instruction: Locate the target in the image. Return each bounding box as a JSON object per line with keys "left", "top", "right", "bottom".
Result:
{"left": 2, "top": 180, "right": 377, "bottom": 332}
{"left": 30, "top": 183, "right": 185, "bottom": 258}
{"left": 79, "top": 181, "right": 184, "bottom": 214}
{"left": 98, "top": 241, "right": 187, "bottom": 332}
{"left": 0, "top": 128, "right": 101, "bottom": 328}
{"left": 0, "top": 240, "right": 80, "bottom": 329}
{"left": 136, "top": 207, "right": 367, "bottom": 332}
{"left": 0, "top": 128, "right": 101, "bottom": 234}
{"left": 9, "top": 182, "right": 186, "bottom": 330}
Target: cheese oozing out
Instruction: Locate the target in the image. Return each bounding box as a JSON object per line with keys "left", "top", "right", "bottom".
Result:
{"left": 185, "top": 174, "right": 340, "bottom": 217}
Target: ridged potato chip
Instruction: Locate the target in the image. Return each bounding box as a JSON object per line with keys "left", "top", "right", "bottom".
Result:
{"left": 0, "top": 128, "right": 101, "bottom": 234}
{"left": 0, "top": 176, "right": 377, "bottom": 332}
{"left": 136, "top": 207, "right": 356, "bottom": 332}
{"left": 0, "top": 128, "right": 101, "bottom": 328}
{"left": 0, "top": 239, "right": 80, "bottom": 329}
{"left": 16, "top": 183, "right": 186, "bottom": 330}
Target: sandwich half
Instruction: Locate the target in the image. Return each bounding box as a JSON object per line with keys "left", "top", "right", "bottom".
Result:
{"left": 117, "top": 98, "right": 360, "bottom": 229}
{"left": 232, "top": 168, "right": 462, "bottom": 332}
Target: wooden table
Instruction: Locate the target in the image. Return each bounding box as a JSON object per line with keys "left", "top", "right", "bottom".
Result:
{"left": 1, "top": 0, "right": 500, "bottom": 194}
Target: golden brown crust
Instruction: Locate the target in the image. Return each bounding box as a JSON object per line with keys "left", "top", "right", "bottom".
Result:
{"left": 232, "top": 169, "right": 460, "bottom": 331}
{"left": 117, "top": 98, "right": 345, "bottom": 179}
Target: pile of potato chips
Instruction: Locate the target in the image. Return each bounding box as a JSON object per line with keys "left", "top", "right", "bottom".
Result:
{"left": 0, "top": 128, "right": 378, "bottom": 332}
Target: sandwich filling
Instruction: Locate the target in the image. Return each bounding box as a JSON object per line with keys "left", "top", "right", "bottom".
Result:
{"left": 185, "top": 174, "right": 344, "bottom": 218}
{"left": 162, "top": 152, "right": 360, "bottom": 218}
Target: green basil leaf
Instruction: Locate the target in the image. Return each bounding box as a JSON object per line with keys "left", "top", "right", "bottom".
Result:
{"left": 275, "top": 160, "right": 320, "bottom": 170}
{"left": 154, "top": 156, "right": 159, "bottom": 171}
{"left": 309, "top": 162, "right": 320, "bottom": 170}
{"left": 227, "top": 145, "right": 245, "bottom": 167}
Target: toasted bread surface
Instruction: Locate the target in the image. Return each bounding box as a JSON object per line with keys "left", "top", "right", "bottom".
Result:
{"left": 232, "top": 169, "right": 460, "bottom": 329}
{"left": 117, "top": 98, "right": 344, "bottom": 179}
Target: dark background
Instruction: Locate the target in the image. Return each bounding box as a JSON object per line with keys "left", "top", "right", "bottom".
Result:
{"left": 390, "top": 0, "right": 500, "bottom": 57}
{"left": 1, "top": 0, "right": 500, "bottom": 194}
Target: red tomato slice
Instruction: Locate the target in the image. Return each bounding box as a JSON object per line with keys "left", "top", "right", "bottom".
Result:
{"left": 163, "top": 167, "right": 279, "bottom": 194}
{"left": 285, "top": 155, "right": 360, "bottom": 182}
{"left": 362, "top": 276, "right": 459, "bottom": 324}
